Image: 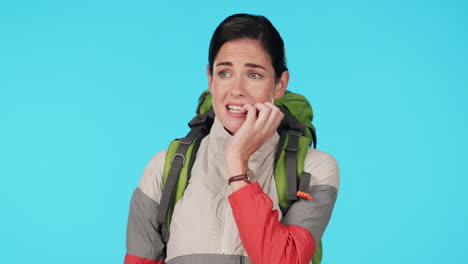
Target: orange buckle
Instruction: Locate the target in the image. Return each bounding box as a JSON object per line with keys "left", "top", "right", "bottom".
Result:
{"left": 296, "top": 191, "right": 312, "bottom": 200}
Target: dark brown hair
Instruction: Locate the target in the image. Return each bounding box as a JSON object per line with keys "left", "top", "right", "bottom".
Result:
{"left": 208, "top": 14, "right": 288, "bottom": 79}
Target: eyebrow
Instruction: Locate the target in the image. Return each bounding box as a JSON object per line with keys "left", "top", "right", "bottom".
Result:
{"left": 215, "top": 61, "right": 233, "bottom": 67}
{"left": 215, "top": 61, "right": 268, "bottom": 71}
{"left": 245, "top": 63, "right": 267, "bottom": 71}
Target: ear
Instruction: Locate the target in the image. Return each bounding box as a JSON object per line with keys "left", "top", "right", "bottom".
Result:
{"left": 274, "top": 71, "right": 289, "bottom": 99}
{"left": 207, "top": 65, "right": 213, "bottom": 93}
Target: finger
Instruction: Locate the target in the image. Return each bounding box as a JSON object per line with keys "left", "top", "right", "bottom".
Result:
{"left": 240, "top": 103, "right": 250, "bottom": 114}
{"left": 254, "top": 103, "right": 279, "bottom": 142}
{"left": 264, "top": 102, "right": 284, "bottom": 130}
{"left": 253, "top": 103, "right": 272, "bottom": 130}
{"left": 242, "top": 103, "right": 257, "bottom": 129}
{"left": 266, "top": 102, "right": 284, "bottom": 123}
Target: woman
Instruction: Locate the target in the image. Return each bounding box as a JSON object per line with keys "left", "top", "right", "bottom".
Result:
{"left": 125, "top": 14, "right": 339, "bottom": 264}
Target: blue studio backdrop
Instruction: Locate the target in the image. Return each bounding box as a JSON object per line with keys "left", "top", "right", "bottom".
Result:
{"left": 1, "top": 0, "right": 467, "bottom": 263}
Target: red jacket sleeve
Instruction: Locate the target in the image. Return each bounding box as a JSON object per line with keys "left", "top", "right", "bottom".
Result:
{"left": 228, "top": 182, "right": 316, "bottom": 264}
{"left": 124, "top": 254, "right": 163, "bottom": 264}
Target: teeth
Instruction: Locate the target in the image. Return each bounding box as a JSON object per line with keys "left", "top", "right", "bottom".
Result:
{"left": 227, "top": 105, "right": 242, "bottom": 113}
{"left": 228, "top": 105, "right": 242, "bottom": 110}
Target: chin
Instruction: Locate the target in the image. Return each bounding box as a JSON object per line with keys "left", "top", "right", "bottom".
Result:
{"left": 223, "top": 126, "right": 239, "bottom": 135}
{"left": 218, "top": 115, "right": 244, "bottom": 135}
{"left": 223, "top": 122, "right": 243, "bottom": 135}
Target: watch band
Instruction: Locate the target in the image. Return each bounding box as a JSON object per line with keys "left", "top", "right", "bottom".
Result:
{"left": 228, "top": 170, "right": 256, "bottom": 185}
{"left": 228, "top": 174, "right": 249, "bottom": 185}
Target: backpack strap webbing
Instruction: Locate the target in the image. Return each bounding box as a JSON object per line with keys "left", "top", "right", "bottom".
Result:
{"left": 156, "top": 109, "right": 214, "bottom": 244}
{"left": 298, "top": 172, "right": 312, "bottom": 195}
{"left": 285, "top": 129, "right": 301, "bottom": 201}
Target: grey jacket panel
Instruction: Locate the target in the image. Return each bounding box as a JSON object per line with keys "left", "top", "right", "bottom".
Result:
{"left": 167, "top": 254, "right": 251, "bottom": 264}
{"left": 281, "top": 184, "right": 338, "bottom": 243}
{"left": 126, "top": 187, "right": 165, "bottom": 260}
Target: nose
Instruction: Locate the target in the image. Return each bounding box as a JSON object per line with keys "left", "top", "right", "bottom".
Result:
{"left": 230, "top": 76, "right": 246, "bottom": 97}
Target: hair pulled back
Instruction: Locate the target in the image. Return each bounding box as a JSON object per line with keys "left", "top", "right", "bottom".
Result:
{"left": 208, "top": 14, "right": 288, "bottom": 79}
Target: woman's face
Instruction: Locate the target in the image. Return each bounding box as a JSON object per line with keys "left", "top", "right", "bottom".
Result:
{"left": 207, "top": 38, "right": 289, "bottom": 134}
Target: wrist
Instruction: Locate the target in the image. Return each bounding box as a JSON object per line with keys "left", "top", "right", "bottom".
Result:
{"left": 228, "top": 170, "right": 256, "bottom": 184}
{"left": 228, "top": 170, "right": 256, "bottom": 191}
{"left": 226, "top": 159, "right": 249, "bottom": 177}
{"left": 225, "top": 148, "right": 249, "bottom": 165}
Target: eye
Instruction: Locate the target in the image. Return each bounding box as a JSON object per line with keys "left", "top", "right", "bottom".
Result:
{"left": 218, "top": 71, "right": 231, "bottom": 78}
{"left": 249, "top": 72, "right": 262, "bottom": 79}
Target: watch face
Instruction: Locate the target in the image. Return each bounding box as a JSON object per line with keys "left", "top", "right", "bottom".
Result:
{"left": 247, "top": 170, "right": 256, "bottom": 182}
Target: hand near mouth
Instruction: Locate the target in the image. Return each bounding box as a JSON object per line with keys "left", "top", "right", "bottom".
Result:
{"left": 225, "top": 102, "right": 284, "bottom": 183}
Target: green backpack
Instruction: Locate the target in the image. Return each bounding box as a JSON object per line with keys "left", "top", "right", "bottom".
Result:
{"left": 156, "top": 90, "right": 323, "bottom": 263}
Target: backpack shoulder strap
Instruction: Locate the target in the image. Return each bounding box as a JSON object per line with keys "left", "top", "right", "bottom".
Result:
{"left": 156, "top": 108, "right": 214, "bottom": 243}
{"left": 157, "top": 137, "right": 193, "bottom": 242}
{"left": 274, "top": 91, "right": 316, "bottom": 210}
{"left": 274, "top": 114, "right": 313, "bottom": 209}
